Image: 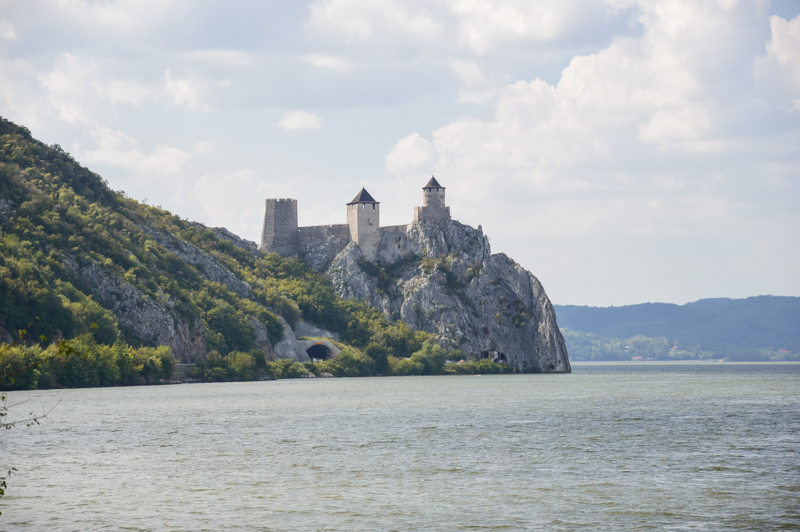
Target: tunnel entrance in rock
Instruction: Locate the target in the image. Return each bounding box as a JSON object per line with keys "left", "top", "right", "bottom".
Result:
{"left": 307, "top": 343, "right": 333, "bottom": 361}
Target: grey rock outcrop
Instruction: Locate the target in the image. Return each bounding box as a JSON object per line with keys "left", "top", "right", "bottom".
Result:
{"left": 248, "top": 316, "right": 275, "bottom": 359}
{"left": 327, "top": 220, "right": 570, "bottom": 373}
{"left": 294, "top": 321, "right": 341, "bottom": 341}
{"left": 60, "top": 254, "right": 207, "bottom": 363}
{"left": 300, "top": 234, "right": 350, "bottom": 272}
{"left": 272, "top": 317, "right": 311, "bottom": 362}
{"left": 0, "top": 198, "right": 14, "bottom": 220}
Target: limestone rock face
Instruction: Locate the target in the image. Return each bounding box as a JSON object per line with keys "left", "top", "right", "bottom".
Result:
{"left": 300, "top": 234, "right": 350, "bottom": 272}
{"left": 60, "top": 254, "right": 207, "bottom": 363}
{"left": 248, "top": 316, "right": 275, "bottom": 359}
{"left": 272, "top": 317, "right": 311, "bottom": 362}
{"left": 294, "top": 321, "right": 341, "bottom": 341}
{"left": 327, "top": 220, "right": 570, "bottom": 373}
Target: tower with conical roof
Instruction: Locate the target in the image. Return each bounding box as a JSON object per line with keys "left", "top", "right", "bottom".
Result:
{"left": 414, "top": 176, "right": 451, "bottom": 221}
{"left": 347, "top": 187, "right": 380, "bottom": 260}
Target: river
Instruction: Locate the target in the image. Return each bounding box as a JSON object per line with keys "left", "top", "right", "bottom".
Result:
{"left": 2, "top": 363, "right": 799, "bottom": 530}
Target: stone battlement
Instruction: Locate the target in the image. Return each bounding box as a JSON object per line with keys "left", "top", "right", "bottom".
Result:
{"left": 261, "top": 176, "right": 450, "bottom": 260}
{"left": 298, "top": 224, "right": 350, "bottom": 246}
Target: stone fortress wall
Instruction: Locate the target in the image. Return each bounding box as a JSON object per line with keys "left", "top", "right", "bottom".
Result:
{"left": 298, "top": 224, "right": 350, "bottom": 246}
{"left": 261, "top": 176, "right": 450, "bottom": 260}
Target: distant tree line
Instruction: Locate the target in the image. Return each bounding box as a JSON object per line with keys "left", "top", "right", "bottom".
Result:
{"left": 187, "top": 340, "right": 510, "bottom": 383}
{"left": 556, "top": 296, "right": 800, "bottom": 352}
{"left": 562, "top": 329, "right": 799, "bottom": 362}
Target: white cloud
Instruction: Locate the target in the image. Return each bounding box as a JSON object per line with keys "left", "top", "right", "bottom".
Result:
{"left": 386, "top": 133, "right": 434, "bottom": 173}
{"left": 303, "top": 53, "right": 355, "bottom": 72}
{"left": 309, "top": 0, "right": 442, "bottom": 44}
{"left": 447, "top": 0, "right": 582, "bottom": 54}
{"left": 191, "top": 140, "right": 215, "bottom": 157}
{"left": 383, "top": 0, "right": 800, "bottom": 303}
{"left": 50, "top": 0, "right": 184, "bottom": 35}
{"left": 449, "top": 59, "right": 484, "bottom": 85}
{"left": 164, "top": 70, "right": 214, "bottom": 112}
{"left": 191, "top": 170, "right": 294, "bottom": 237}
{"left": 180, "top": 50, "right": 257, "bottom": 67}
{"left": 37, "top": 53, "right": 99, "bottom": 125}
{"left": 0, "top": 20, "right": 16, "bottom": 41}
{"left": 755, "top": 14, "right": 800, "bottom": 103}
{"left": 81, "top": 125, "right": 191, "bottom": 175}
{"left": 96, "top": 80, "right": 159, "bottom": 105}
{"left": 308, "top": 0, "right": 638, "bottom": 57}
{"left": 277, "top": 110, "right": 323, "bottom": 130}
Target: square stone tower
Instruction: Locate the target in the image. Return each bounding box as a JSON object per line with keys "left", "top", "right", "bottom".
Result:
{"left": 261, "top": 198, "right": 299, "bottom": 256}
{"left": 414, "top": 176, "right": 450, "bottom": 221}
{"left": 347, "top": 188, "right": 380, "bottom": 261}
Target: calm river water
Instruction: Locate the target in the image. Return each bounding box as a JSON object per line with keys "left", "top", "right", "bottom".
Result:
{"left": 2, "top": 363, "right": 799, "bottom": 531}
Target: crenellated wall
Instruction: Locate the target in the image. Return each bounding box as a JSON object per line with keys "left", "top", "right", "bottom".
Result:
{"left": 299, "top": 224, "right": 350, "bottom": 246}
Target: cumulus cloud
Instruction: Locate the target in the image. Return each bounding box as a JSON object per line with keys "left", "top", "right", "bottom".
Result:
{"left": 47, "top": 0, "right": 184, "bottom": 36}
{"left": 1, "top": 0, "right": 797, "bottom": 304}
{"left": 756, "top": 14, "right": 800, "bottom": 110}
{"left": 309, "top": 0, "right": 442, "bottom": 44}
{"left": 382, "top": 1, "right": 800, "bottom": 303}
{"left": 81, "top": 125, "right": 191, "bottom": 175}
{"left": 0, "top": 20, "right": 16, "bottom": 41}
{"left": 277, "top": 110, "right": 323, "bottom": 130}
{"left": 164, "top": 70, "right": 217, "bottom": 112}
{"left": 191, "top": 170, "right": 300, "bottom": 237}
{"left": 302, "top": 53, "right": 355, "bottom": 72}
{"left": 308, "top": 0, "right": 631, "bottom": 54}
{"left": 179, "top": 50, "right": 257, "bottom": 67}
{"left": 386, "top": 133, "right": 434, "bottom": 173}
{"left": 449, "top": 59, "right": 485, "bottom": 85}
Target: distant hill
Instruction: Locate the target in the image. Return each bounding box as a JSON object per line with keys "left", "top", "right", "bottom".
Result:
{"left": 555, "top": 296, "right": 800, "bottom": 352}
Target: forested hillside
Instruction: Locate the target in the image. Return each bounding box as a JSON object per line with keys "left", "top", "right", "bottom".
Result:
{"left": 556, "top": 297, "right": 800, "bottom": 361}
{"left": 0, "top": 117, "right": 435, "bottom": 387}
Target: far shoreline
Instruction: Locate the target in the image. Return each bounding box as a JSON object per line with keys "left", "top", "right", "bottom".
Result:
{"left": 570, "top": 360, "right": 800, "bottom": 365}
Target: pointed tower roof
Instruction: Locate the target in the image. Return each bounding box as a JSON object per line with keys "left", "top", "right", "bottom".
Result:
{"left": 423, "top": 175, "right": 443, "bottom": 189}
{"left": 347, "top": 187, "right": 378, "bottom": 204}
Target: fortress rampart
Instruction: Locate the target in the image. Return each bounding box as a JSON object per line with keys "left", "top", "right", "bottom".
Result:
{"left": 298, "top": 224, "right": 350, "bottom": 246}
{"left": 261, "top": 176, "right": 450, "bottom": 261}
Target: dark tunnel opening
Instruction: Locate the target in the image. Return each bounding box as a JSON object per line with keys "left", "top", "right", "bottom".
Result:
{"left": 307, "top": 343, "right": 333, "bottom": 361}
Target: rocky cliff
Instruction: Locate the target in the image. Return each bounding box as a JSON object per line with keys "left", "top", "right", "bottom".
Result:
{"left": 326, "top": 220, "right": 570, "bottom": 373}
{"left": 60, "top": 252, "right": 208, "bottom": 363}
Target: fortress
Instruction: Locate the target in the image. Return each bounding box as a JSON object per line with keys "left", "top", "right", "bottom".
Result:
{"left": 261, "top": 176, "right": 450, "bottom": 261}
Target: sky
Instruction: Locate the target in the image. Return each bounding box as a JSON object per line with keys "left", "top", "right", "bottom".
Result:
{"left": 1, "top": 0, "right": 799, "bottom": 307}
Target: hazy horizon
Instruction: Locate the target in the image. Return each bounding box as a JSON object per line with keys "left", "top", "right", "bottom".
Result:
{"left": 1, "top": 0, "right": 798, "bottom": 307}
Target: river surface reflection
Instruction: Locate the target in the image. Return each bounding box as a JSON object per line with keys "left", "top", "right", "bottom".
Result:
{"left": 2, "top": 363, "right": 799, "bottom": 530}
